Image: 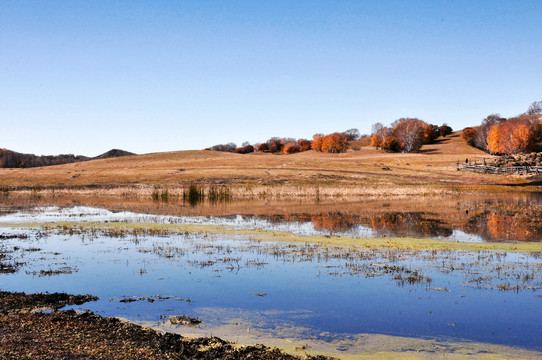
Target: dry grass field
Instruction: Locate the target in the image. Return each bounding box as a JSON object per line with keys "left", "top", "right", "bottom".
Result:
{"left": 1, "top": 133, "right": 540, "bottom": 199}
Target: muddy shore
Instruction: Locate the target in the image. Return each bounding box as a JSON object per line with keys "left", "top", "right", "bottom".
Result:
{"left": 0, "top": 291, "right": 328, "bottom": 360}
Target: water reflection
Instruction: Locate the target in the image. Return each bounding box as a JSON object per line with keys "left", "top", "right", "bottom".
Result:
{"left": 2, "top": 192, "right": 542, "bottom": 242}
{"left": 242, "top": 204, "right": 542, "bottom": 242}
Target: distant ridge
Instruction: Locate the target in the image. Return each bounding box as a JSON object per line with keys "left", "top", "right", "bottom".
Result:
{"left": 0, "top": 148, "right": 136, "bottom": 168}
{"left": 93, "top": 149, "right": 136, "bottom": 160}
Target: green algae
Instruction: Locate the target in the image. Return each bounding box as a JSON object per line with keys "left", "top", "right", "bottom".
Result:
{"left": 3, "top": 221, "right": 542, "bottom": 253}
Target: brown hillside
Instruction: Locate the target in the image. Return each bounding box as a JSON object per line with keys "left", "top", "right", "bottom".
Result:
{"left": 0, "top": 132, "right": 537, "bottom": 197}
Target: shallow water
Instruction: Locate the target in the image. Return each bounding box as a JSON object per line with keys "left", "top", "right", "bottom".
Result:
{"left": 1, "top": 207, "right": 542, "bottom": 352}
{"left": 3, "top": 195, "right": 542, "bottom": 242}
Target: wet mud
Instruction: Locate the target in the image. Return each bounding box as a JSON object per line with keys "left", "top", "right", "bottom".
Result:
{"left": 0, "top": 291, "right": 328, "bottom": 360}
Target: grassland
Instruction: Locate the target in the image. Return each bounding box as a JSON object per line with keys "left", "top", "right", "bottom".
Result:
{"left": 1, "top": 133, "right": 541, "bottom": 200}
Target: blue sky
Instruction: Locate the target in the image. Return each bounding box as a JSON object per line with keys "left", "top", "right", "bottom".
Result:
{"left": 1, "top": 1, "right": 541, "bottom": 156}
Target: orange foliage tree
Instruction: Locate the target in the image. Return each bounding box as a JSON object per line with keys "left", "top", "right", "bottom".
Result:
{"left": 281, "top": 142, "right": 299, "bottom": 154}
{"left": 312, "top": 133, "right": 349, "bottom": 153}
{"left": 321, "top": 132, "right": 349, "bottom": 153}
{"left": 311, "top": 134, "right": 324, "bottom": 152}
{"left": 461, "top": 127, "right": 477, "bottom": 145}
{"left": 472, "top": 114, "right": 505, "bottom": 150}
{"left": 423, "top": 124, "right": 440, "bottom": 144}
{"left": 370, "top": 133, "right": 382, "bottom": 148}
{"left": 297, "top": 139, "right": 312, "bottom": 152}
{"left": 486, "top": 117, "right": 540, "bottom": 154}
{"left": 512, "top": 124, "right": 537, "bottom": 153}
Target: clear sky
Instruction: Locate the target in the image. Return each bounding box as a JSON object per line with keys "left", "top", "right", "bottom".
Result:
{"left": 1, "top": 1, "right": 541, "bottom": 156}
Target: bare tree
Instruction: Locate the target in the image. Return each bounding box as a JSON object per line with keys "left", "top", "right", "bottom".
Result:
{"left": 525, "top": 100, "right": 542, "bottom": 115}
{"left": 210, "top": 143, "right": 237, "bottom": 152}
{"left": 371, "top": 122, "right": 384, "bottom": 135}
{"left": 342, "top": 128, "right": 360, "bottom": 141}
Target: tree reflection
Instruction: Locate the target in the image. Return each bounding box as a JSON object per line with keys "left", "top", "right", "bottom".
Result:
{"left": 369, "top": 213, "right": 453, "bottom": 238}
{"left": 464, "top": 210, "right": 542, "bottom": 242}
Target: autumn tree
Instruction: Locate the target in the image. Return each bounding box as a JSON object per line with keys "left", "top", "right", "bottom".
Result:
{"left": 473, "top": 114, "right": 505, "bottom": 150}
{"left": 423, "top": 124, "right": 440, "bottom": 144}
{"left": 311, "top": 133, "right": 349, "bottom": 153}
{"left": 312, "top": 134, "right": 324, "bottom": 152}
{"left": 257, "top": 143, "right": 269, "bottom": 152}
{"left": 281, "top": 142, "right": 299, "bottom": 154}
{"left": 322, "top": 132, "right": 349, "bottom": 153}
{"left": 391, "top": 118, "right": 427, "bottom": 153}
{"left": 371, "top": 127, "right": 400, "bottom": 152}
{"left": 461, "top": 127, "right": 477, "bottom": 145}
{"left": 370, "top": 133, "right": 382, "bottom": 149}
{"left": 266, "top": 137, "right": 284, "bottom": 153}
{"left": 297, "top": 139, "right": 312, "bottom": 152}
{"left": 438, "top": 124, "right": 453, "bottom": 137}
{"left": 235, "top": 144, "right": 254, "bottom": 154}
{"left": 486, "top": 117, "right": 540, "bottom": 154}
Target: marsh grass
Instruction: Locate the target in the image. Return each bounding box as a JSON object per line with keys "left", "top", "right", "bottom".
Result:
{"left": 9, "top": 221, "right": 542, "bottom": 253}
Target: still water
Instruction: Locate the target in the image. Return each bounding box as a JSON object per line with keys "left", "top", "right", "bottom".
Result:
{"left": 1, "top": 206, "right": 542, "bottom": 352}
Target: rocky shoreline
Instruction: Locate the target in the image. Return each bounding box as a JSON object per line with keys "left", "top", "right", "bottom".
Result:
{"left": 0, "top": 291, "right": 328, "bottom": 360}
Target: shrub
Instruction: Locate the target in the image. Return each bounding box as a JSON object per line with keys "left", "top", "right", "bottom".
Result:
{"left": 235, "top": 145, "right": 254, "bottom": 154}
{"left": 257, "top": 143, "right": 269, "bottom": 152}
{"left": 210, "top": 143, "right": 237, "bottom": 152}
{"left": 461, "top": 127, "right": 477, "bottom": 145}
{"left": 282, "top": 142, "right": 300, "bottom": 154}
{"left": 438, "top": 124, "right": 453, "bottom": 137}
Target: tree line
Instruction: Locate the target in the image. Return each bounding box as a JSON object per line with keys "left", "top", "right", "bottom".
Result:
{"left": 461, "top": 100, "right": 542, "bottom": 155}
{"left": 0, "top": 149, "right": 135, "bottom": 168}
{"left": 208, "top": 128, "right": 364, "bottom": 155}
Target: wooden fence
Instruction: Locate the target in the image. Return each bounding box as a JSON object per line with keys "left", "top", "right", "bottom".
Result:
{"left": 457, "top": 160, "right": 542, "bottom": 175}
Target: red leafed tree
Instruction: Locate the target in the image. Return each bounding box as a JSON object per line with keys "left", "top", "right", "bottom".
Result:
{"left": 297, "top": 139, "right": 312, "bottom": 152}
{"left": 267, "top": 137, "right": 284, "bottom": 153}
{"left": 257, "top": 143, "right": 269, "bottom": 152}
{"left": 235, "top": 145, "right": 254, "bottom": 154}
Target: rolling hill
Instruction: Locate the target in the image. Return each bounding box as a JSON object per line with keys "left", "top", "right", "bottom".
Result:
{"left": 2, "top": 132, "right": 538, "bottom": 199}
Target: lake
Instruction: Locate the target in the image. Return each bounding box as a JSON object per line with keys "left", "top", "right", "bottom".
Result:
{"left": 1, "top": 195, "right": 541, "bottom": 357}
